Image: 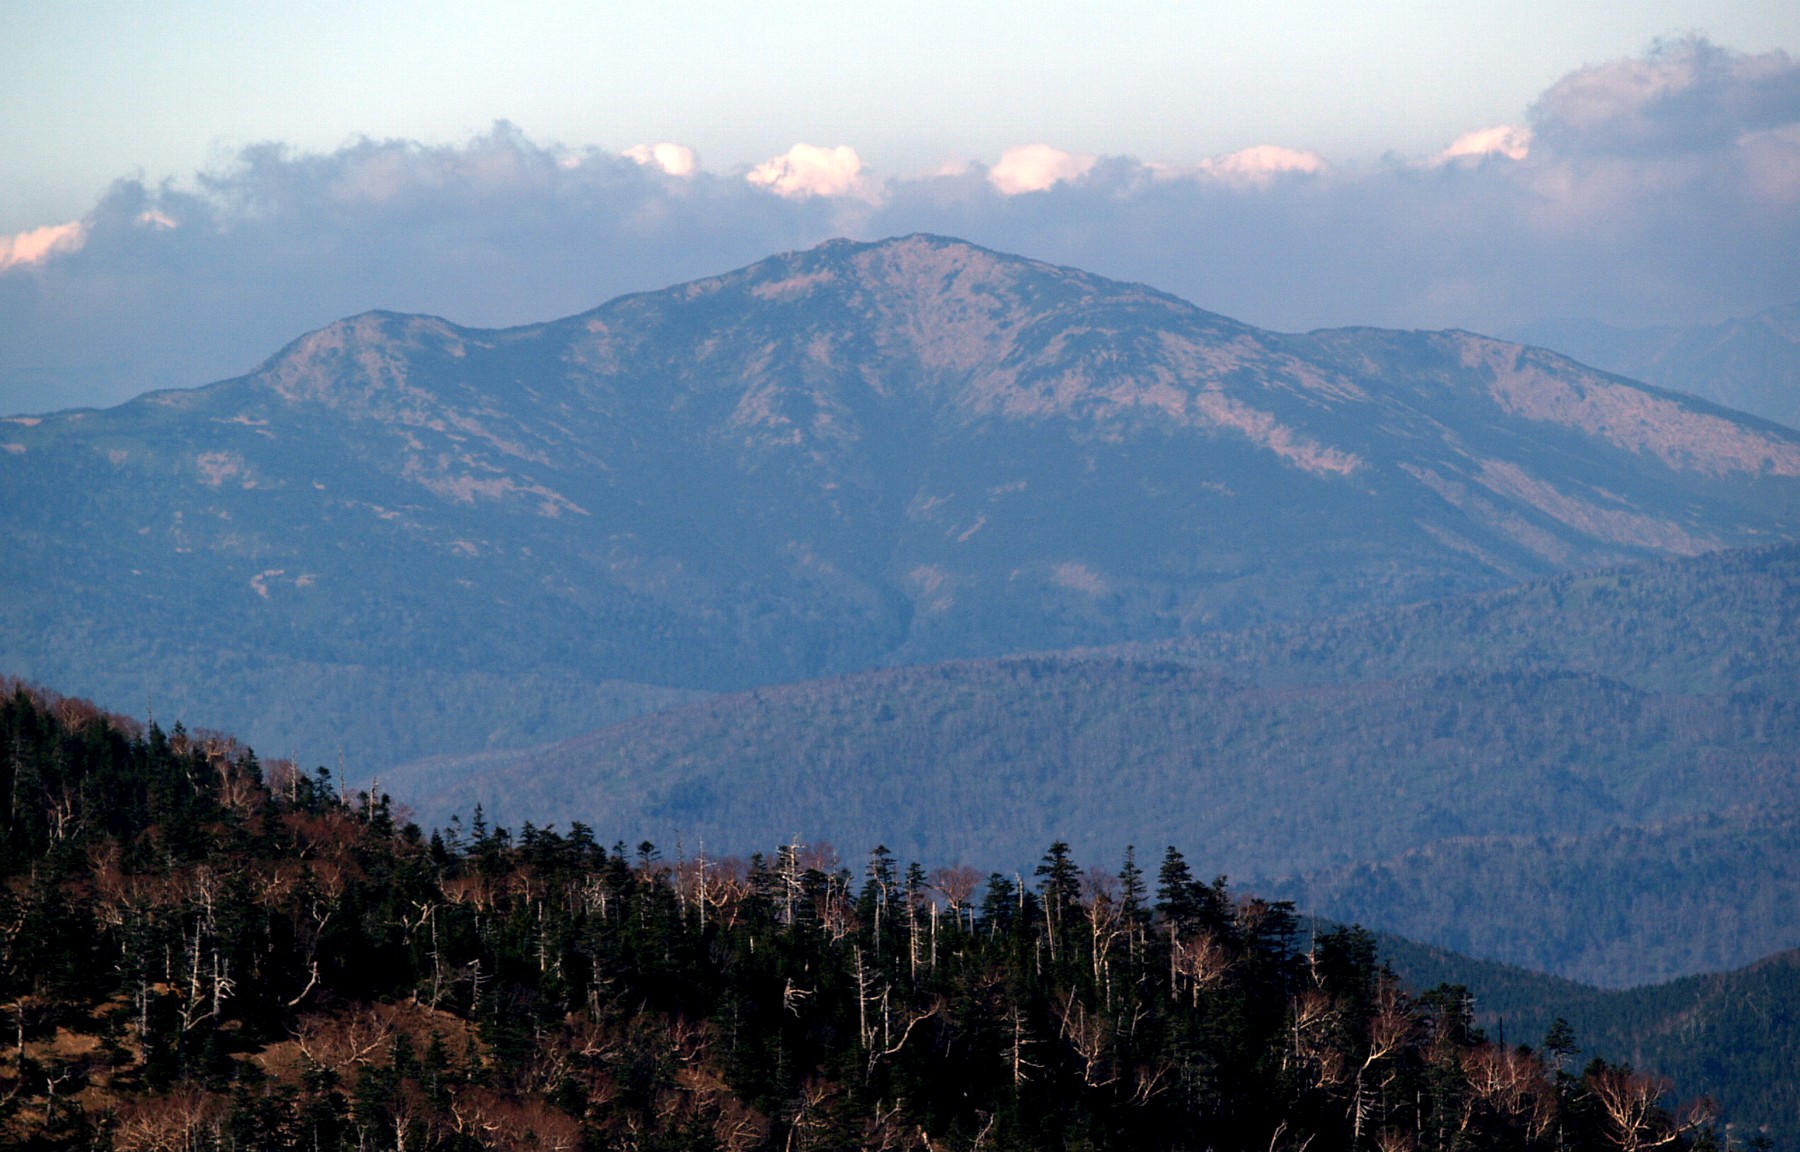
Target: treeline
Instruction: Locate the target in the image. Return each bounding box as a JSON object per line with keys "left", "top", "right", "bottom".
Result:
{"left": 1, "top": 679, "right": 1718, "bottom": 1151}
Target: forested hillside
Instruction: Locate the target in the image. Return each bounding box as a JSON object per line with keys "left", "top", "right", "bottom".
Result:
{"left": 1281, "top": 806, "right": 1800, "bottom": 986}
{"left": 1383, "top": 937, "right": 1800, "bottom": 1150}
{"left": 1142, "top": 540, "right": 1800, "bottom": 696}
{"left": 379, "top": 544, "right": 1800, "bottom": 990}
{"left": 1, "top": 679, "right": 1723, "bottom": 1151}
{"left": 388, "top": 659, "right": 1799, "bottom": 884}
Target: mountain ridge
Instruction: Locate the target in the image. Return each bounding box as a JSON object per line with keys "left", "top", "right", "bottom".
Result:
{"left": 4, "top": 234, "right": 1799, "bottom": 771}
{"left": 1288, "top": 804, "right": 1800, "bottom": 986}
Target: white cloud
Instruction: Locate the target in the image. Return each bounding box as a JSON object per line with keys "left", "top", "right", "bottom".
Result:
{"left": 136, "top": 209, "right": 179, "bottom": 230}
{"left": 0, "top": 220, "right": 87, "bottom": 271}
{"left": 746, "top": 144, "right": 867, "bottom": 199}
{"left": 1198, "top": 145, "right": 1326, "bottom": 186}
{"left": 1437, "top": 125, "right": 1532, "bottom": 164}
{"left": 622, "top": 142, "right": 699, "bottom": 178}
{"left": 987, "top": 145, "right": 1097, "bottom": 195}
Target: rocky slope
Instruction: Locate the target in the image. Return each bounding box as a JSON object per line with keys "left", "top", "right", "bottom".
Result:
{"left": 1512, "top": 302, "right": 1800, "bottom": 431}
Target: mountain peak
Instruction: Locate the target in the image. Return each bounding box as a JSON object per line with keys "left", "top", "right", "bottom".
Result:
{"left": 251, "top": 311, "right": 477, "bottom": 412}
{"left": 6, "top": 239, "right": 1797, "bottom": 739}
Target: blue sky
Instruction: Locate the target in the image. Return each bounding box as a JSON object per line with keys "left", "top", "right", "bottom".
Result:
{"left": 4, "top": 3, "right": 1800, "bottom": 413}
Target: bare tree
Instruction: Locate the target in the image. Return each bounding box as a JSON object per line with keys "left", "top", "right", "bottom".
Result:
{"left": 1587, "top": 1065, "right": 1713, "bottom": 1152}
{"left": 111, "top": 1087, "right": 224, "bottom": 1152}
{"left": 929, "top": 865, "right": 981, "bottom": 934}
{"left": 1057, "top": 993, "right": 1117, "bottom": 1088}
{"left": 1171, "top": 929, "right": 1232, "bottom": 1006}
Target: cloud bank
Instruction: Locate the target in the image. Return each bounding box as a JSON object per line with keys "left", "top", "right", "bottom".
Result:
{"left": 1437, "top": 126, "right": 1533, "bottom": 163}
{"left": 4, "top": 36, "right": 1798, "bottom": 414}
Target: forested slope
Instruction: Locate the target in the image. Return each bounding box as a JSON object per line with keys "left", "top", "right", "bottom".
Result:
{"left": 1140, "top": 540, "right": 1800, "bottom": 695}
{"left": 390, "top": 659, "right": 1799, "bottom": 881}
{"left": 377, "top": 542, "right": 1800, "bottom": 991}
{"left": 1281, "top": 806, "right": 1800, "bottom": 986}
{"left": 3, "top": 679, "right": 1719, "bottom": 1152}
{"left": 1383, "top": 936, "right": 1800, "bottom": 1150}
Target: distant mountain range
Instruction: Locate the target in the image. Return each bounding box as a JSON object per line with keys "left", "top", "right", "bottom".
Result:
{"left": 1511, "top": 302, "right": 1800, "bottom": 431}
{"left": 380, "top": 541, "right": 1800, "bottom": 988}
{"left": 5, "top": 235, "right": 1799, "bottom": 772}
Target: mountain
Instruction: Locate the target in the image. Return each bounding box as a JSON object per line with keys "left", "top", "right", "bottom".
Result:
{"left": 1285, "top": 805, "right": 1800, "bottom": 987}
{"left": 1382, "top": 936, "right": 1800, "bottom": 1150}
{"left": 1511, "top": 303, "right": 1800, "bottom": 431}
{"left": 378, "top": 543, "right": 1800, "bottom": 988}
{"left": 5, "top": 235, "right": 1800, "bottom": 771}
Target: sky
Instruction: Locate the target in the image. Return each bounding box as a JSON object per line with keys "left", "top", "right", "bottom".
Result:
{"left": 4, "top": 1, "right": 1800, "bottom": 413}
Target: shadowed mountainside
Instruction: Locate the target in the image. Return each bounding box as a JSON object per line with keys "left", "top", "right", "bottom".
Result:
{"left": 1141, "top": 534, "right": 1800, "bottom": 695}
{"left": 5, "top": 236, "right": 1800, "bottom": 769}
{"left": 389, "top": 657, "right": 1800, "bottom": 881}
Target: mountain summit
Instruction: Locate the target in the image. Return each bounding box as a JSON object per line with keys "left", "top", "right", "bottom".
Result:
{"left": 4, "top": 235, "right": 1798, "bottom": 763}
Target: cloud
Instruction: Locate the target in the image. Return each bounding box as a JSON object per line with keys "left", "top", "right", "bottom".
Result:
{"left": 1437, "top": 125, "right": 1532, "bottom": 164}
{"left": 1197, "top": 145, "right": 1327, "bottom": 185}
{"left": 987, "top": 144, "right": 1097, "bottom": 194}
{"left": 3, "top": 40, "right": 1799, "bottom": 416}
{"left": 622, "top": 142, "right": 699, "bottom": 177}
{"left": 1531, "top": 36, "right": 1800, "bottom": 156}
{"left": 1739, "top": 123, "right": 1800, "bottom": 205}
{"left": 0, "top": 123, "right": 839, "bottom": 413}
{"left": 0, "top": 220, "right": 87, "bottom": 270}
{"left": 747, "top": 144, "right": 869, "bottom": 199}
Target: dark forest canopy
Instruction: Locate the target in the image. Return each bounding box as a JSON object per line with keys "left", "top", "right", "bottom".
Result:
{"left": 0, "top": 680, "right": 1723, "bottom": 1151}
